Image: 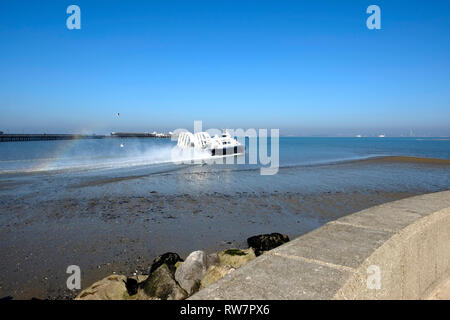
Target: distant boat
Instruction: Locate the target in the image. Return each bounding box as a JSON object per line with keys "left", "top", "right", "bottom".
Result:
{"left": 356, "top": 134, "right": 362, "bottom": 138}
{"left": 378, "top": 134, "right": 386, "bottom": 138}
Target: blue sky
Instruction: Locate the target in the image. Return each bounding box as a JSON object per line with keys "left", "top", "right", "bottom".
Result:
{"left": 0, "top": 0, "right": 449, "bottom": 136}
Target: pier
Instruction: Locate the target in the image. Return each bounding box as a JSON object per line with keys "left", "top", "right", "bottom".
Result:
{"left": 0, "top": 132, "right": 171, "bottom": 142}
{"left": 110, "top": 132, "right": 171, "bottom": 138}
{"left": 0, "top": 133, "right": 106, "bottom": 142}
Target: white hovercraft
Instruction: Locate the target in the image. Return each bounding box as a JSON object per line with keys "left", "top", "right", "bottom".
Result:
{"left": 177, "top": 130, "right": 245, "bottom": 156}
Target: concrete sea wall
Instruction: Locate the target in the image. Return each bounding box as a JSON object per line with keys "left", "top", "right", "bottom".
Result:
{"left": 190, "top": 191, "right": 450, "bottom": 299}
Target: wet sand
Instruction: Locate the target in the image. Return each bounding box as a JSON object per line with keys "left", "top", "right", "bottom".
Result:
{"left": 362, "top": 155, "right": 450, "bottom": 165}
{"left": 0, "top": 156, "right": 449, "bottom": 299}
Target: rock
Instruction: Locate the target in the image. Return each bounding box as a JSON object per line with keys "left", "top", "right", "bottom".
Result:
{"left": 175, "top": 250, "right": 207, "bottom": 295}
{"left": 149, "top": 252, "right": 183, "bottom": 275}
{"left": 75, "top": 275, "right": 129, "bottom": 300}
{"left": 142, "top": 264, "right": 188, "bottom": 300}
{"left": 247, "top": 233, "right": 290, "bottom": 256}
{"left": 200, "top": 265, "right": 235, "bottom": 289}
{"left": 218, "top": 248, "right": 256, "bottom": 268}
{"left": 75, "top": 274, "right": 153, "bottom": 300}
{"left": 206, "top": 253, "right": 220, "bottom": 267}
{"left": 124, "top": 277, "right": 138, "bottom": 296}
{"left": 136, "top": 275, "right": 149, "bottom": 282}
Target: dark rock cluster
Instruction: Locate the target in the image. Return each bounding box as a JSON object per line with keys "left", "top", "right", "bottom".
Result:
{"left": 247, "top": 232, "right": 290, "bottom": 256}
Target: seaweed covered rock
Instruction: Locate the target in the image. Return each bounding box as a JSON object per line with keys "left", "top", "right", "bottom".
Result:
{"left": 247, "top": 233, "right": 290, "bottom": 256}
{"left": 142, "top": 264, "right": 188, "bottom": 300}
{"left": 149, "top": 252, "right": 183, "bottom": 275}
{"left": 217, "top": 248, "right": 256, "bottom": 268}
{"left": 75, "top": 275, "right": 152, "bottom": 300}
{"left": 200, "top": 264, "right": 235, "bottom": 289}
{"left": 75, "top": 275, "right": 129, "bottom": 300}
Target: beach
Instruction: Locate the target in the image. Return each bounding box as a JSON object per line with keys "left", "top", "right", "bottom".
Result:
{"left": 0, "top": 137, "right": 449, "bottom": 299}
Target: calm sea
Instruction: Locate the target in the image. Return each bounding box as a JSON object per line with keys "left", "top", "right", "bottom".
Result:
{"left": 1, "top": 136, "right": 449, "bottom": 198}
{"left": 0, "top": 137, "right": 449, "bottom": 173}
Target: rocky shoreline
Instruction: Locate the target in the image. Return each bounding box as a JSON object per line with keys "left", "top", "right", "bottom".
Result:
{"left": 75, "top": 233, "right": 290, "bottom": 300}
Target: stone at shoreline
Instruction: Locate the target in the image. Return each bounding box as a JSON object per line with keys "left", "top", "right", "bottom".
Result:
{"left": 75, "top": 275, "right": 131, "bottom": 300}
{"left": 149, "top": 252, "right": 183, "bottom": 275}
{"left": 218, "top": 248, "right": 256, "bottom": 268}
{"left": 175, "top": 250, "right": 208, "bottom": 295}
{"left": 247, "top": 233, "right": 290, "bottom": 256}
{"left": 200, "top": 265, "right": 235, "bottom": 289}
{"left": 74, "top": 234, "right": 286, "bottom": 300}
{"left": 143, "top": 264, "right": 188, "bottom": 300}
{"left": 124, "top": 277, "right": 138, "bottom": 296}
{"left": 206, "top": 252, "right": 220, "bottom": 267}
{"left": 76, "top": 274, "right": 154, "bottom": 300}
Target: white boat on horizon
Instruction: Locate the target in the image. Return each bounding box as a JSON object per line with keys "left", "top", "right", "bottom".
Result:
{"left": 177, "top": 130, "right": 245, "bottom": 156}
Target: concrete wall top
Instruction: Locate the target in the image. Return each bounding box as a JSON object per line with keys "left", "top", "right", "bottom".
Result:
{"left": 190, "top": 191, "right": 450, "bottom": 300}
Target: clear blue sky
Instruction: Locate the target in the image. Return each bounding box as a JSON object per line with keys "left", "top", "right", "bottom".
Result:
{"left": 1, "top": 0, "right": 449, "bottom": 136}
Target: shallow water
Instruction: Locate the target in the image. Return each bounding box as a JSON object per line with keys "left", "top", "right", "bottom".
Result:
{"left": 1, "top": 137, "right": 449, "bottom": 174}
